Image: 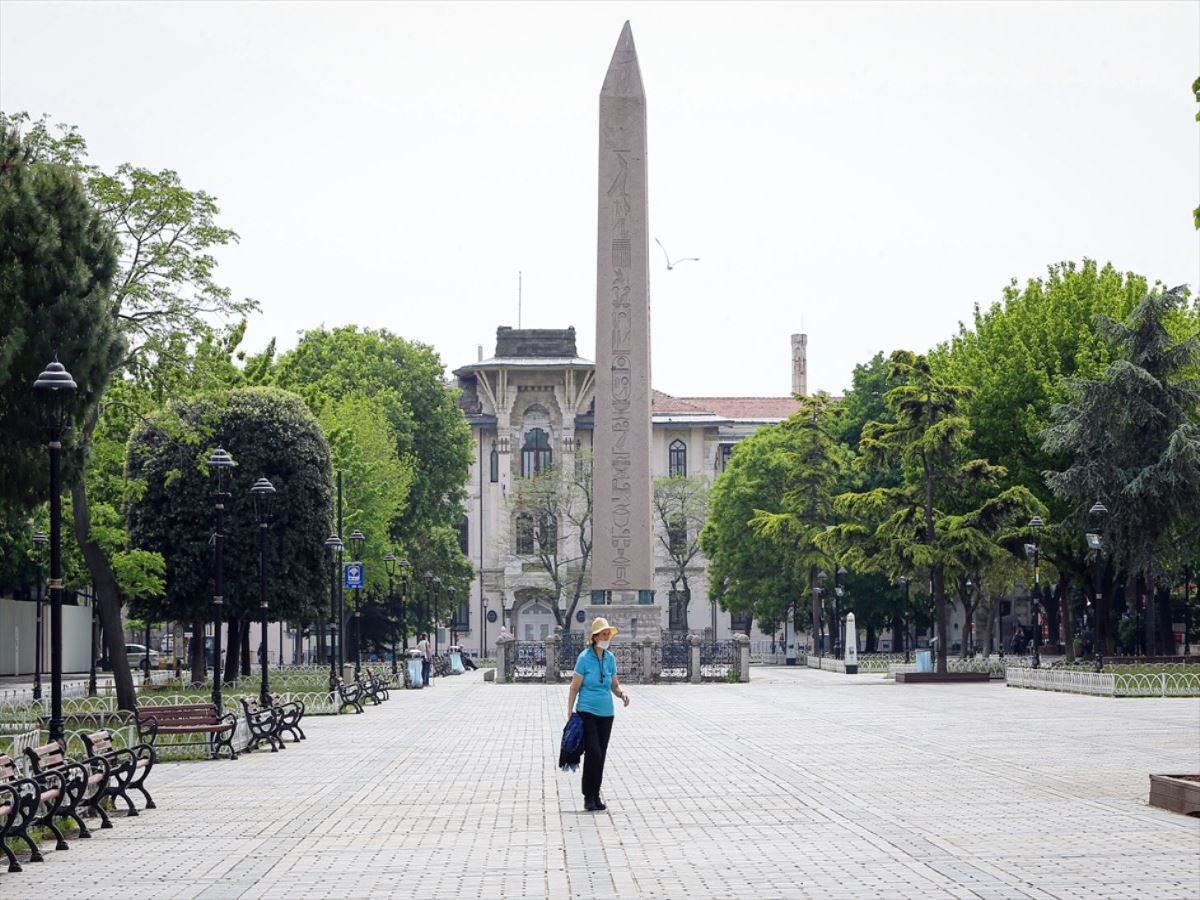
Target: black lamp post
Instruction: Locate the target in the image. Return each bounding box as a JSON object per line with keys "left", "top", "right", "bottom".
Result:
{"left": 1029, "top": 516, "right": 1044, "bottom": 668}
{"left": 31, "top": 530, "right": 48, "bottom": 702}
{"left": 251, "top": 477, "right": 275, "bottom": 705}
{"left": 399, "top": 558, "right": 412, "bottom": 650}
{"left": 384, "top": 553, "right": 397, "bottom": 675}
{"left": 816, "top": 570, "right": 827, "bottom": 658}
{"left": 1086, "top": 501, "right": 1107, "bottom": 662}
{"left": 33, "top": 356, "right": 76, "bottom": 743}
{"left": 348, "top": 529, "right": 365, "bottom": 676}
{"left": 899, "top": 576, "right": 910, "bottom": 663}
{"left": 423, "top": 570, "right": 434, "bottom": 643}
{"left": 324, "top": 533, "right": 342, "bottom": 690}
{"left": 206, "top": 447, "right": 236, "bottom": 711}
{"left": 834, "top": 567, "right": 846, "bottom": 657}
{"left": 87, "top": 590, "right": 98, "bottom": 697}
{"left": 431, "top": 575, "right": 443, "bottom": 655}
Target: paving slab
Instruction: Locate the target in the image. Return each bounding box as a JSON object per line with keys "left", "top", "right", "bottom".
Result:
{"left": 2, "top": 667, "right": 1197, "bottom": 899}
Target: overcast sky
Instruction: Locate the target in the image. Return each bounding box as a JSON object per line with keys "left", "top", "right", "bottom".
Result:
{"left": 2, "top": 1, "right": 1197, "bottom": 397}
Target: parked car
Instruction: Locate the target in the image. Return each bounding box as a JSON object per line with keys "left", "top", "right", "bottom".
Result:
{"left": 125, "top": 643, "right": 161, "bottom": 671}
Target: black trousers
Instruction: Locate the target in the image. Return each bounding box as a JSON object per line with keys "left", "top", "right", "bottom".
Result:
{"left": 579, "top": 711, "right": 614, "bottom": 799}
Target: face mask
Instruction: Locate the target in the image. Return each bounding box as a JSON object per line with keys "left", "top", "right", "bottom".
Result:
{"left": 596, "top": 640, "right": 610, "bottom": 650}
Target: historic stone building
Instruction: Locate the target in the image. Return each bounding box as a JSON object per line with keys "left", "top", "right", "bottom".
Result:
{"left": 451, "top": 326, "right": 807, "bottom": 653}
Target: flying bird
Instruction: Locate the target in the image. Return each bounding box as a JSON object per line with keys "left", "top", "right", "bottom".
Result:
{"left": 655, "top": 237, "right": 700, "bottom": 271}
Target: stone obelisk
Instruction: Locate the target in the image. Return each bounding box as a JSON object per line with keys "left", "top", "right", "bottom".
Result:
{"left": 592, "top": 21, "right": 654, "bottom": 614}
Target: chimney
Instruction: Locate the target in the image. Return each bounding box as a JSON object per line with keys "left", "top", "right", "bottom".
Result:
{"left": 477, "top": 344, "right": 483, "bottom": 362}
{"left": 791, "top": 334, "right": 808, "bottom": 397}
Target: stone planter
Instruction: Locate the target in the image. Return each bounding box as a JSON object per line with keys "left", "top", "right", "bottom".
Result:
{"left": 895, "top": 672, "right": 990, "bottom": 684}
{"left": 1148, "top": 775, "right": 1200, "bottom": 816}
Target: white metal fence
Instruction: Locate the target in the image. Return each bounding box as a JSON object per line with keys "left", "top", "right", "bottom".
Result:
{"left": 1006, "top": 668, "right": 1200, "bottom": 697}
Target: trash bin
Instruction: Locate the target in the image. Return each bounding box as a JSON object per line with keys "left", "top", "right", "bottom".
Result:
{"left": 449, "top": 645, "right": 465, "bottom": 675}
{"left": 915, "top": 649, "right": 933, "bottom": 673}
{"left": 407, "top": 649, "right": 425, "bottom": 689}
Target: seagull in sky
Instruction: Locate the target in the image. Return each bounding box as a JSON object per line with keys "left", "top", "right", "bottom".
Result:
{"left": 655, "top": 237, "right": 700, "bottom": 271}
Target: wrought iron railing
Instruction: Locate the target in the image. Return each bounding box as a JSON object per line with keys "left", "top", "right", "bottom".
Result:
{"left": 699, "top": 640, "right": 736, "bottom": 679}
{"left": 658, "top": 636, "right": 689, "bottom": 681}
{"left": 511, "top": 641, "right": 547, "bottom": 680}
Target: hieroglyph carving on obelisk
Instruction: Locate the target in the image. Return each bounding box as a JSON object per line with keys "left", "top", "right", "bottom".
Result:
{"left": 592, "top": 21, "right": 653, "bottom": 595}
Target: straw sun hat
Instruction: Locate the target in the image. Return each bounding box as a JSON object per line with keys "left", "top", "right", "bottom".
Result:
{"left": 589, "top": 617, "right": 619, "bottom": 639}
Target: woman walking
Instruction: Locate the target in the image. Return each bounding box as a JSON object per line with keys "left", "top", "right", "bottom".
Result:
{"left": 566, "top": 617, "right": 631, "bottom": 811}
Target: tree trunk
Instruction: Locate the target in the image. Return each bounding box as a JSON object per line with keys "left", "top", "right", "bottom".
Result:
{"left": 223, "top": 616, "right": 240, "bottom": 684}
{"left": 240, "top": 623, "right": 251, "bottom": 676}
{"left": 1155, "top": 584, "right": 1173, "bottom": 656}
{"left": 190, "top": 619, "right": 206, "bottom": 685}
{"left": 891, "top": 613, "right": 903, "bottom": 654}
{"left": 865, "top": 624, "right": 876, "bottom": 653}
{"left": 979, "top": 597, "right": 994, "bottom": 658}
{"left": 1059, "top": 572, "right": 1074, "bottom": 663}
{"left": 71, "top": 474, "right": 137, "bottom": 711}
{"left": 934, "top": 565, "right": 948, "bottom": 674}
{"left": 1141, "top": 572, "right": 1154, "bottom": 656}
{"left": 959, "top": 599, "right": 976, "bottom": 659}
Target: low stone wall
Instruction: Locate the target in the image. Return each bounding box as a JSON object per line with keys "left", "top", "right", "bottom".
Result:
{"left": 493, "top": 632, "right": 750, "bottom": 684}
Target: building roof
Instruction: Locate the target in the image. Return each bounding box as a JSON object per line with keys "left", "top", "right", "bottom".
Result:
{"left": 677, "top": 396, "right": 802, "bottom": 421}
{"left": 653, "top": 391, "right": 801, "bottom": 422}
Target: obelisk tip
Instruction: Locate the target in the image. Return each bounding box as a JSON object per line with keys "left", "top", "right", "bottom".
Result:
{"left": 601, "top": 21, "right": 644, "bottom": 99}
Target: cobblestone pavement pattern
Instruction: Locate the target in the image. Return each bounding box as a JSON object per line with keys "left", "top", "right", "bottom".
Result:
{"left": 4, "top": 667, "right": 1198, "bottom": 899}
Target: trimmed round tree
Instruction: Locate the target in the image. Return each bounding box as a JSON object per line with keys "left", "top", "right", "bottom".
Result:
{"left": 126, "top": 387, "right": 333, "bottom": 684}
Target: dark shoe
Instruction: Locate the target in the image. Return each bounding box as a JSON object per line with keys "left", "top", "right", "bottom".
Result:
{"left": 594, "top": 796, "right": 607, "bottom": 811}
{"left": 584, "top": 796, "right": 599, "bottom": 812}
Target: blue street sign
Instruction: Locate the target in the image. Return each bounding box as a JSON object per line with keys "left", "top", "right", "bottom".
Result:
{"left": 344, "top": 562, "right": 364, "bottom": 589}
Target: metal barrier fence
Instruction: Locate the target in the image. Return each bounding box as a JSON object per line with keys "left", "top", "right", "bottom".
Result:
{"left": 1006, "top": 668, "right": 1200, "bottom": 697}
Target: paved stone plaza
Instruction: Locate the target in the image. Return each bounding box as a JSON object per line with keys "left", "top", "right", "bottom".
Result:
{"left": 4, "top": 668, "right": 1198, "bottom": 899}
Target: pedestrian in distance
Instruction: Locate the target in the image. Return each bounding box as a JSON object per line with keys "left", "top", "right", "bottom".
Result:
{"left": 566, "top": 617, "right": 630, "bottom": 812}
{"left": 417, "top": 632, "right": 432, "bottom": 686}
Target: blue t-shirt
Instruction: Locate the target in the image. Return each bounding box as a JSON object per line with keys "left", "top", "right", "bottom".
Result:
{"left": 574, "top": 647, "right": 617, "bottom": 716}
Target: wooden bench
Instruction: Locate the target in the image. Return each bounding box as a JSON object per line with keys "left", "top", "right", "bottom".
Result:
{"left": 334, "top": 677, "right": 364, "bottom": 714}
{"left": 135, "top": 702, "right": 238, "bottom": 760}
{"left": 239, "top": 697, "right": 284, "bottom": 753}
{"left": 266, "top": 692, "right": 306, "bottom": 743}
{"left": 1, "top": 753, "right": 67, "bottom": 872}
{"left": 24, "top": 741, "right": 109, "bottom": 842}
{"left": 81, "top": 729, "right": 156, "bottom": 817}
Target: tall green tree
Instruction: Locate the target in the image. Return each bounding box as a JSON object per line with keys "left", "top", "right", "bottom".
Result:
{"left": 0, "top": 120, "right": 123, "bottom": 504}
{"left": 1043, "top": 286, "right": 1200, "bottom": 655}
{"left": 5, "top": 112, "right": 256, "bottom": 709}
{"left": 701, "top": 423, "right": 804, "bottom": 631}
{"left": 932, "top": 260, "right": 1158, "bottom": 653}
{"left": 826, "top": 352, "right": 1043, "bottom": 673}
{"left": 126, "top": 387, "right": 333, "bottom": 684}
{"left": 272, "top": 326, "right": 472, "bottom": 544}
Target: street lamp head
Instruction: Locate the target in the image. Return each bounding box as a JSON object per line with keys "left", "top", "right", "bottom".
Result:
{"left": 432, "top": 575, "right": 442, "bottom": 585}
{"left": 1028, "top": 516, "right": 1044, "bottom": 530}
{"left": 399, "top": 557, "right": 411, "bottom": 571}
{"left": 898, "top": 575, "right": 908, "bottom": 585}
{"left": 205, "top": 447, "right": 236, "bottom": 493}
{"left": 33, "top": 356, "right": 77, "bottom": 435}
{"left": 32, "top": 530, "right": 48, "bottom": 548}
{"left": 423, "top": 570, "right": 434, "bottom": 581}
{"left": 250, "top": 477, "right": 276, "bottom": 523}
{"left": 348, "top": 529, "right": 365, "bottom": 558}
{"left": 1089, "top": 501, "right": 1108, "bottom": 519}
{"left": 324, "top": 533, "right": 343, "bottom": 553}
{"left": 384, "top": 553, "right": 397, "bottom": 577}
{"left": 837, "top": 566, "right": 847, "bottom": 576}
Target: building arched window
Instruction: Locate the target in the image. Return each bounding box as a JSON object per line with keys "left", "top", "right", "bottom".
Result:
{"left": 515, "top": 513, "right": 534, "bottom": 554}
{"left": 669, "top": 439, "right": 687, "bottom": 478}
{"left": 537, "top": 514, "right": 557, "bottom": 551}
{"left": 522, "top": 428, "right": 552, "bottom": 477}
